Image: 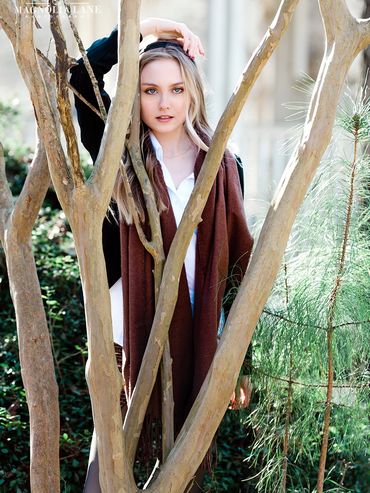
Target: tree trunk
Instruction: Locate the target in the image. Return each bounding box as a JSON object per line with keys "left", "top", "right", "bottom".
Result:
{"left": 4, "top": 235, "right": 60, "bottom": 492}
{"left": 0, "top": 135, "right": 60, "bottom": 492}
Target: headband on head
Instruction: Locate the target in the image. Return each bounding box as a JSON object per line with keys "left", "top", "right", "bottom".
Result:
{"left": 140, "top": 40, "right": 196, "bottom": 64}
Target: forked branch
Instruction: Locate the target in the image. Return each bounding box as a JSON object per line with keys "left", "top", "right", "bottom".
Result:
{"left": 123, "top": 0, "right": 300, "bottom": 468}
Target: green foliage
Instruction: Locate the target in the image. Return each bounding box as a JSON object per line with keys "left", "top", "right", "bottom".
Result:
{"left": 244, "top": 88, "right": 370, "bottom": 492}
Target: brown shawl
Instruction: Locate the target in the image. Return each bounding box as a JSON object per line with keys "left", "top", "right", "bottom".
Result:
{"left": 120, "top": 144, "right": 253, "bottom": 438}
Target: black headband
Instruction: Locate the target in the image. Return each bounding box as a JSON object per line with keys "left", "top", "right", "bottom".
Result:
{"left": 140, "top": 40, "right": 196, "bottom": 64}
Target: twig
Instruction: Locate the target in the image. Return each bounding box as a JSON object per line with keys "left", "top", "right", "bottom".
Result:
{"left": 253, "top": 368, "right": 367, "bottom": 390}
{"left": 62, "top": 0, "right": 107, "bottom": 122}
{"left": 281, "top": 262, "right": 292, "bottom": 493}
{"left": 262, "top": 309, "right": 326, "bottom": 330}
{"left": 67, "top": 82, "right": 104, "bottom": 120}
{"left": 262, "top": 309, "right": 369, "bottom": 331}
{"left": 0, "top": 142, "right": 13, "bottom": 242}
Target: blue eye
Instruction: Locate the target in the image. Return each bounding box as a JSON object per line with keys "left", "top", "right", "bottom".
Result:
{"left": 173, "top": 87, "right": 184, "bottom": 94}
{"left": 145, "top": 88, "right": 157, "bottom": 95}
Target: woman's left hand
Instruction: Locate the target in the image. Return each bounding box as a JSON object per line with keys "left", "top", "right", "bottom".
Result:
{"left": 229, "top": 375, "right": 252, "bottom": 410}
{"left": 140, "top": 17, "right": 205, "bottom": 59}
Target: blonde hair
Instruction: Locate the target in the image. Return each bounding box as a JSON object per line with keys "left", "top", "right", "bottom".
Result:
{"left": 113, "top": 44, "right": 213, "bottom": 224}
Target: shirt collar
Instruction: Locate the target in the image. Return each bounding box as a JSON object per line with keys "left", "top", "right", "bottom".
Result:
{"left": 149, "top": 132, "right": 194, "bottom": 193}
{"left": 149, "top": 132, "right": 164, "bottom": 164}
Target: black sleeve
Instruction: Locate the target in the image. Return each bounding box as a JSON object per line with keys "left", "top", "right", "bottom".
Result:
{"left": 69, "top": 28, "right": 119, "bottom": 162}
{"left": 234, "top": 154, "right": 244, "bottom": 197}
{"left": 69, "top": 28, "right": 122, "bottom": 288}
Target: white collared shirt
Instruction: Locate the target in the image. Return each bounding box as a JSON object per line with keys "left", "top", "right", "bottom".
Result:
{"left": 110, "top": 133, "right": 197, "bottom": 346}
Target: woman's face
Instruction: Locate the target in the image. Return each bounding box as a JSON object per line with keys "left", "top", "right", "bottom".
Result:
{"left": 140, "top": 58, "right": 188, "bottom": 138}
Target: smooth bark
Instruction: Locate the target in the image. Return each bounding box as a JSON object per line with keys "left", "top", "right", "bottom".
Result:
{"left": 0, "top": 135, "right": 60, "bottom": 493}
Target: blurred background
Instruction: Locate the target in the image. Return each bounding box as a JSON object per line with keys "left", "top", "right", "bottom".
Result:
{"left": 0, "top": 0, "right": 366, "bottom": 217}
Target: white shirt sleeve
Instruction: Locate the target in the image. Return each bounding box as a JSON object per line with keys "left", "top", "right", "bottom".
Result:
{"left": 109, "top": 277, "right": 124, "bottom": 347}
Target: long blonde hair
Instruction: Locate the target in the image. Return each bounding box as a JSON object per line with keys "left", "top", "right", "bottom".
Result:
{"left": 113, "top": 44, "right": 213, "bottom": 224}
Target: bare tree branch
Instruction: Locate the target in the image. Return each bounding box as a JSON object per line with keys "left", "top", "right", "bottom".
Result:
{"left": 119, "top": 155, "right": 157, "bottom": 257}
{"left": 11, "top": 55, "right": 57, "bottom": 241}
{"left": 89, "top": 0, "right": 140, "bottom": 217}
{"left": 49, "top": 0, "right": 83, "bottom": 188}
{"left": 0, "top": 142, "right": 13, "bottom": 241}
{"left": 62, "top": 0, "right": 108, "bottom": 122}
{"left": 357, "top": 17, "right": 370, "bottom": 51}
{"left": 318, "top": 0, "right": 354, "bottom": 42}
{"left": 123, "top": 0, "right": 300, "bottom": 467}
{"left": 13, "top": 0, "right": 72, "bottom": 210}
{"left": 67, "top": 81, "right": 105, "bottom": 119}
{"left": 0, "top": 0, "right": 16, "bottom": 45}
{"left": 11, "top": 136, "right": 49, "bottom": 241}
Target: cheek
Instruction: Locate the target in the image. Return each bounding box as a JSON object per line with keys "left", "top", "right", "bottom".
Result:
{"left": 140, "top": 98, "right": 153, "bottom": 123}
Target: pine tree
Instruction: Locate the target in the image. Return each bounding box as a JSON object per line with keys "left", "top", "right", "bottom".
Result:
{"left": 245, "top": 86, "right": 370, "bottom": 493}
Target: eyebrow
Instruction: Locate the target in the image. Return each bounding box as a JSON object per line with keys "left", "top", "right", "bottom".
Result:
{"left": 141, "top": 82, "right": 184, "bottom": 87}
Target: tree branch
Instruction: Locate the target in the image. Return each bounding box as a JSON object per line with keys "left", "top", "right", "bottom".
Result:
{"left": 49, "top": 0, "right": 83, "bottom": 188}
{"left": 0, "top": 142, "right": 13, "bottom": 242}
{"left": 11, "top": 55, "right": 57, "bottom": 241}
{"left": 11, "top": 136, "right": 49, "bottom": 241}
{"left": 254, "top": 368, "right": 367, "bottom": 390}
{"left": 0, "top": 0, "right": 16, "bottom": 45}
{"left": 124, "top": 0, "right": 300, "bottom": 469}
{"left": 318, "top": 0, "right": 354, "bottom": 42}
{"left": 89, "top": 0, "right": 140, "bottom": 218}
{"left": 62, "top": 0, "right": 107, "bottom": 122}
{"left": 127, "top": 95, "right": 174, "bottom": 464}
{"left": 13, "top": 0, "right": 72, "bottom": 211}
{"left": 119, "top": 155, "right": 157, "bottom": 258}
{"left": 67, "top": 81, "right": 105, "bottom": 119}
{"left": 357, "top": 17, "right": 370, "bottom": 52}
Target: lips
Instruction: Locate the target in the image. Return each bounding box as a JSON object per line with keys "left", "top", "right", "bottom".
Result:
{"left": 156, "top": 116, "right": 174, "bottom": 122}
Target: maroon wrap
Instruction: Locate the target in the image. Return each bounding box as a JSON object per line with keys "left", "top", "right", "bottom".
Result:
{"left": 120, "top": 144, "right": 254, "bottom": 444}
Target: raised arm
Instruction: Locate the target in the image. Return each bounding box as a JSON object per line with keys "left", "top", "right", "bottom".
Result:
{"left": 69, "top": 28, "right": 120, "bottom": 162}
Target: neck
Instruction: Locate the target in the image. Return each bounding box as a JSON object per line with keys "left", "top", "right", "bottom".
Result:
{"left": 152, "top": 128, "right": 192, "bottom": 158}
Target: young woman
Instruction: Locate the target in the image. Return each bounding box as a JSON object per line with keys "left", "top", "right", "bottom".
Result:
{"left": 70, "top": 17, "right": 253, "bottom": 492}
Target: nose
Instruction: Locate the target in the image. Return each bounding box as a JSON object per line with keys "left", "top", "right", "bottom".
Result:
{"left": 159, "top": 93, "right": 170, "bottom": 110}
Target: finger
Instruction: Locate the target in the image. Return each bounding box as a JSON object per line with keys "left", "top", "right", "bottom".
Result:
{"left": 198, "top": 38, "right": 205, "bottom": 56}
{"left": 178, "top": 25, "right": 190, "bottom": 53}
{"left": 186, "top": 36, "right": 200, "bottom": 60}
{"left": 228, "top": 391, "right": 236, "bottom": 410}
{"left": 189, "top": 36, "right": 204, "bottom": 59}
{"left": 240, "top": 377, "right": 252, "bottom": 408}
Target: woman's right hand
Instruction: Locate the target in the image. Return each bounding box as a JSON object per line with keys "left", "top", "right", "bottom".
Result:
{"left": 140, "top": 17, "right": 205, "bottom": 60}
